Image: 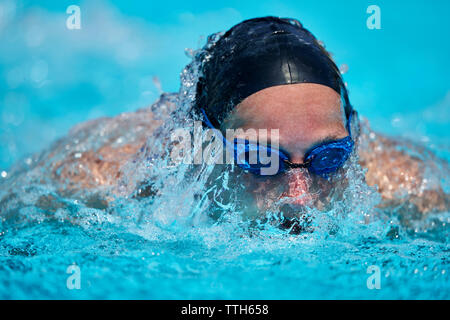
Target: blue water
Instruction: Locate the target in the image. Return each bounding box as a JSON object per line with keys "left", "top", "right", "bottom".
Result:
{"left": 1, "top": 0, "right": 449, "bottom": 299}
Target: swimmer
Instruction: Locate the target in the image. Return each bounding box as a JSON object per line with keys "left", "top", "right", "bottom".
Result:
{"left": 7, "top": 16, "right": 447, "bottom": 223}
{"left": 190, "top": 17, "right": 448, "bottom": 223}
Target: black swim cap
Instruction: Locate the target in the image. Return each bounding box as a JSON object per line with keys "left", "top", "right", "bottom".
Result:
{"left": 194, "top": 16, "right": 352, "bottom": 128}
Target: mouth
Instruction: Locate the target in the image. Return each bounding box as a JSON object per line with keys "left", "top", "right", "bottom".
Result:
{"left": 276, "top": 203, "right": 315, "bottom": 234}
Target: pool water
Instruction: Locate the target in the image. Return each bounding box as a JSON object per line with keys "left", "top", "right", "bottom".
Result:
{"left": 1, "top": 1, "right": 449, "bottom": 300}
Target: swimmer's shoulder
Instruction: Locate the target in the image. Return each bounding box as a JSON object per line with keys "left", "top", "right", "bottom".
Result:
{"left": 46, "top": 104, "right": 166, "bottom": 191}
{"left": 357, "top": 119, "right": 449, "bottom": 216}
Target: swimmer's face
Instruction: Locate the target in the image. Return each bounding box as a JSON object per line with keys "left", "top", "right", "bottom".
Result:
{"left": 221, "top": 83, "right": 349, "bottom": 212}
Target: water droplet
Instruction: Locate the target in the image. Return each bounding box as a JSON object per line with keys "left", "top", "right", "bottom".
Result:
{"left": 339, "top": 64, "right": 349, "bottom": 74}
{"left": 1, "top": 171, "right": 7, "bottom": 178}
{"left": 391, "top": 116, "right": 401, "bottom": 127}
{"left": 153, "top": 76, "right": 163, "bottom": 94}
{"left": 184, "top": 48, "right": 194, "bottom": 58}
{"left": 30, "top": 60, "right": 48, "bottom": 84}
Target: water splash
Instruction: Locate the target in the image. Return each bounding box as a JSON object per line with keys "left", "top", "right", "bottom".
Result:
{"left": 0, "top": 32, "right": 449, "bottom": 299}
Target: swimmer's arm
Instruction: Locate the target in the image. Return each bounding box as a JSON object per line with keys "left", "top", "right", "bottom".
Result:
{"left": 358, "top": 131, "right": 449, "bottom": 216}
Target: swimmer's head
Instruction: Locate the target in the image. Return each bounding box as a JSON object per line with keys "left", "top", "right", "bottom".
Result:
{"left": 194, "top": 16, "right": 354, "bottom": 129}
{"left": 195, "top": 16, "right": 358, "bottom": 214}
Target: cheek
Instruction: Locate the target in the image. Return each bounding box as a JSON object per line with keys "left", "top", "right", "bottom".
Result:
{"left": 239, "top": 175, "right": 282, "bottom": 208}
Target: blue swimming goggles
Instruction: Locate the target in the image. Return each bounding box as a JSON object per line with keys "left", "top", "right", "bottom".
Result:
{"left": 200, "top": 108, "right": 355, "bottom": 177}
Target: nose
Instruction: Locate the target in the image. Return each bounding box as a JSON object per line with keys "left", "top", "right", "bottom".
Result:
{"left": 281, "top": 168, "right": 314, "bottom": 206}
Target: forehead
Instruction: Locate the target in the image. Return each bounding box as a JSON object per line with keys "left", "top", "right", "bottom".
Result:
{"left": 226, "top": 83, "right": 345, "bottom": 130}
